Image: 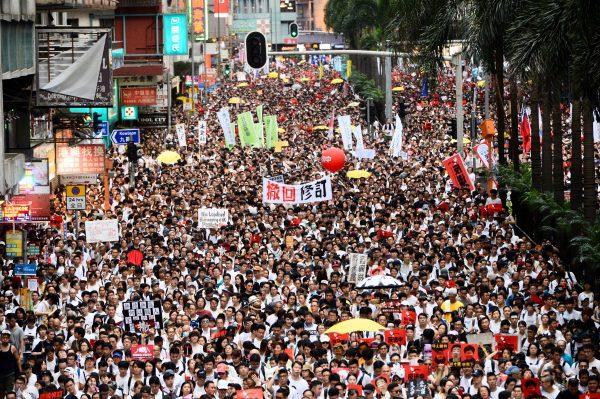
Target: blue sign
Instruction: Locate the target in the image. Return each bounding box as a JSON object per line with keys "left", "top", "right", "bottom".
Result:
{"left": 163, "top": 14, "right": 188, "bottom": 55}
{"left": 14, "top": 263, "right": 37, "bottom": 276}
{"left": 111, "top": 128, "right": 141, "bottom": 145}
{"left": 95, "top": 121, "right": 109, "bottom": 138}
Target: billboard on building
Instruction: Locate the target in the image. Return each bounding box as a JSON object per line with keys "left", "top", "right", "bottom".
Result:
{"left": 164, "top": 14, "right": 189, "bottom": 55}
{"left": 190, "top": 0, "right": 208, "bottom": 40}
{"left": 56, "top": 144, "right": 105, "bottom": 175}
{"left": 36, "top": 29, "right": 112, "bottom": 107}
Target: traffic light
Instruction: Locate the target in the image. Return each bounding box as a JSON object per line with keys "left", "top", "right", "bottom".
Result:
{"left": 224, "top": 64, "right": 231, "bottom": 76}
{"left": 92, "top": 112, "right": 101, "bottom": 133}
{"left": 126, "top": 142, "right": 138, "bottom": 162}
{"left": 289, "top": 22, "right": 298, "bottom": 38}
{"left": 245, "top": 31, "right": 267, "bottom": 69}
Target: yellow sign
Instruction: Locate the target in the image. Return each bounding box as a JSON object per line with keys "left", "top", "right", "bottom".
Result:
{"left": 6, "top": 231, "right": 23, "bottom": 258}
{"left": 66, "top": 185, "right": 86, "bottom": 197}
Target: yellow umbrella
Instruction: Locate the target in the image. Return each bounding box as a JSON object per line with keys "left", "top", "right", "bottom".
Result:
{"left": 300, "top": 77, "right": 310, "bottom": 82}
{"left": 313, "top": 125, "right": 329, "bottom": 131}
{"left": 477, "top": 80, "right": 487, "bottom": 88}
{"left": 464, "top": 138, "right": 471, "bottom": 144}
{"left": 392, "top": 86, "right": 405, "bottom": 92}
{"left": 228, "top": 97, "right": 242, "bottom": 104}
{"left": 282, "top": 78, "right": 290, "bottom": 83}
{"left": 277, "top": 127, "right": 285, "bottom": 133}
{"left": 347, "top": 102, "right": 360, "bottom": 108}
{"left": 176, "top": 96, "right": 189, "bottom": 102}
{"left": 236, "top": 82, "right": 249, "bottom": 88}
{"left": 331, "top": 78, "right": 344, "bottom": 84}
{"left": 268, "top": 72, "right": 279, "bottom": 79}
{"left": 346, "top": 170, "right": 372, "bottom": 179}
{"left": 156, "top": 151, "right": 182, "bottom": 165}
{"left": 324, "top": 318, "right": 386, "bottom": 334}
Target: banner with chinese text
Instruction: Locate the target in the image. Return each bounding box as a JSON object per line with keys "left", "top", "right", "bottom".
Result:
{"left": 121, "top": 87, "right": 157, "bottom": 106}
{"left": 442, "top": 152, "right": 475, "bottom": 191}
{"left": 262, "top": 177, "right": 332, "bottom": 205}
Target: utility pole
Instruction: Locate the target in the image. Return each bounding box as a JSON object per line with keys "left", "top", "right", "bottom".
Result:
{"left": 0, "top": 22, "right": 5, "bottom": 197}
{"left": 454, "top": 52, "right": 464, "bottom": 156}
{"left": 167, "top": 71, "right": 172, "bottom": 135}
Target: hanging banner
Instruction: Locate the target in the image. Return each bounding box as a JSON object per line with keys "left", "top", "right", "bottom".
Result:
{"left": 347, "top": 253, "right": 368, "bottom": 283}
{"left": 256, "top": 105, "right": 265, "bottom": 147}
{"left": 337, "top": 115, "right": 353, "bottom": 150}
{"left": 217, "top": 108, "right": 235, "bottom": 147}
{"left": 238, "top": 112, "right": 257, "bottom": 147}
{"left": 190, "top": 0, "right": 208, "bottom": 40}
{"left": 176, "top": 124, "right": 187, "bottom": 147}
{"left": 352, "top": 125, "right": 364, "bottom": 151}
{"left": 442, "top": 153, "right": 475, "bottom": 191}
{"left": 198, "top": 120, "right": 207, "bottom": 144}
{"left": 263, "top": 176, "right": 332, "bottom": 205}
{"left": 265, "top": 115, "right": 279, "bottom": 149}
{"left": 390, "top": 114, "right": 404, "bottom": 157}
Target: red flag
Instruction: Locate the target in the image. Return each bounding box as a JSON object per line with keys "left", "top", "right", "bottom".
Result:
{"left": 520, "top": 113, "right": 532, "bottom": 154}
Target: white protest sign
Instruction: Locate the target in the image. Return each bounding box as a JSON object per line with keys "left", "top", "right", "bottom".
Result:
{"left": 198, "top": 120, "right": 207, "bottom": 145}
{"left": 217, "top": 108, "right": 236, "bottom": 146}
{"left": 353, "top": 148, "right": 376, "bottom": 159}
{"left": 473, "top": 142, "right": 491, "bottom": 168}
{"left": 347, "top": 253, "right": 368, "bottom": 283}
{"left": 338, "top": 115, "right": 353, "bottom": 151}
{"left": 390, "top": 114, "right": 404, "bottom": 157}
{"left": 85, "top": 219, "right": 119, "bottom": 243}
{"left": 175, "top": 124, "right": 187, "bottom": 147}
{"left": 197, "top": 208, "right": 229, "bottom": 229}
{"left": 353, "top": 124, "right": 365, "bottom": 151}
{"left": 263, "top": 176, "right": 333, "bottom": 205}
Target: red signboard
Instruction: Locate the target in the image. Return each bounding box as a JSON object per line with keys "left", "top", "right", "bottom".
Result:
{"left": 131, "top": 344, "right": 154, "bottom": 361}
{"left": 121, "top": 87, "right": 157, "bottom": 106}
{"left": 11, "top": 194, "right": 51, "bottom": 222}
{"left": 213, "top": 0, "right": 229, "bottom": 16}
{"left": 442, "top": 153, "right": 475, "bottom": 191}
{"left": 56, "top": 144, "right": 105, "bottom": 175}
{"left": 384, "top": 328, "right": 407, "bottom": 346}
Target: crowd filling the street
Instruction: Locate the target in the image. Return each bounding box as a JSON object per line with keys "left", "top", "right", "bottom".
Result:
{"left": 0, "top": 58, "right": 598, "bottom": 399}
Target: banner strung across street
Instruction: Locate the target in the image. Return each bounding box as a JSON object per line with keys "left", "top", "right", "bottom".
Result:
{"left": 262, "top": 176, "right": 332, "bottom": 204}
{"left": 122, "top": 300, "right": 163, "bottom": 332}
{"left": 217, "top": 108, "right": 235, "bottom": 146}
{"left": 442, "top": 153, "right": 475, "bottom": 191}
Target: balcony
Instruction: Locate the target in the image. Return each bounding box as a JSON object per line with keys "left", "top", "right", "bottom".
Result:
{"left": 36, "top": 0, "right": 117, "bottom": 10}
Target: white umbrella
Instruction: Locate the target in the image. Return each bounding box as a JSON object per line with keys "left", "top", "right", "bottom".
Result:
{"left": 356, "top": 275, "right": 403, "bottom": 289}
{"left": 291, "top": 83, "right": 302, "bottom": 90}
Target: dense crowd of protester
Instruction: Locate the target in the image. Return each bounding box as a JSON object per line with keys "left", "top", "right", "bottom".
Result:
{"left": 0, "top": 58, "right": 598, "bottom": 399}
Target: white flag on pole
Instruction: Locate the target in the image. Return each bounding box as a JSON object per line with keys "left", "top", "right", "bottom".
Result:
{"left": 353, "top": 124, "right": 365, "bottom": 151}
{"left": 217, "top": 108, "right": 235, "bottom": 146}
{"left": 390, "top": 114, "right": 404, "bottom": 157}
{"left": 338, "top": 115, "right": 353, "bottom": 151}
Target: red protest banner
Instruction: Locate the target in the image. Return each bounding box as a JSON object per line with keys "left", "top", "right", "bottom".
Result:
{"left": 236, "top": 388, "right": 264, "bottom": 399}
{"left": 131, "top": 344, "right": 154, "bottom": 361}
{"left": 442, "top": 153, "right": 475, "bottom": 191}
{"left": 328, "top": 333, "right": 350, "bottom": 346}
{"left": 431, "top": 342, "right": 449, "bottom": 365}
{"left": 403, "top": 365, "right": 429, "bottom": 382}
{"left": 380, "top": 300, "right": 403, "bottom": 314}
{"left": 495, "top": 334, "right": 519, "bottom": 354}
{"left": 384, "top": 329, "right": 407, "bottom": 346}
{"left": 401, "top": 310, "right": 416, "bottom": 326}
{"left": 40, "top": 390, "right": 63, "bottom": 399}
